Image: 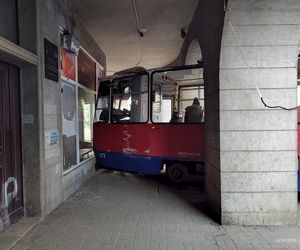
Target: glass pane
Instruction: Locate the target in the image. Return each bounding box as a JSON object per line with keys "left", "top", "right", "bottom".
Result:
{"left": 152, "top": 67, "right": 204, "bottom": 123}
{"left": 62, "top": 82, "right": 77, "bottom": 170}
{"left": 111, "top": 74, "right": 148, "bottom": 123}
{"left": 78, "top": 50, "right": 96, "bottom": 90}
{"left": 96, "top": 66, "right": 103, "bottom": 92}
{"left": 0, "top": 1, "right": 18, "bottom": 44}
{"left": 95, "top": 80, "right": 110, "bottom": 122}
{"left": 78, "top": 88, "right": 95, "bottom": 162}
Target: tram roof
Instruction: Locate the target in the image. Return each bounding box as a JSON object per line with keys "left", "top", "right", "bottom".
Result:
{"left": 103, "top": 63, "right": 203, "bottom": 82}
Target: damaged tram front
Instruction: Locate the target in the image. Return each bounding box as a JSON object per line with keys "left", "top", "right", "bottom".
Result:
{"left": 93, "top": 64, "right": 205, "bottom": 182}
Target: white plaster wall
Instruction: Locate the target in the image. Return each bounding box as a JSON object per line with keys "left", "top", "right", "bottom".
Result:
{"left": 38, "top": 0, "right": 104, "bottom": 216}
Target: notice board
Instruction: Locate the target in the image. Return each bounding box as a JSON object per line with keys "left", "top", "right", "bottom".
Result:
{"left": 78, "top": 50, "right": 96, "bottom": 90}
{"left": 44, "top": 38, "right": 59, "bottom": 82}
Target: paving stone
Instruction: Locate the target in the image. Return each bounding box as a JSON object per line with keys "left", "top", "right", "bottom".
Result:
{"left": 6, "top": 171, "right": 300, "bottom": 250}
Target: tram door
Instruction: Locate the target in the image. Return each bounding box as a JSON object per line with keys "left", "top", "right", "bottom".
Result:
{"left": 150, "top": 66, "right": 205, "bottom": 158}
{"left": 0, "top": 61, "right": 23, "bottom": 231}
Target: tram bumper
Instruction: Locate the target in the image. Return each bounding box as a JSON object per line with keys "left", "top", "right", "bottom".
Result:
{"left": 94, "top": 151, "right": 162, "bottom": 175}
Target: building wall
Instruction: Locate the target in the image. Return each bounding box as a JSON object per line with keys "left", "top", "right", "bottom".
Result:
{"left": 0, "top": 0, "right": 40, "bottom": 226}
{"left": 37, "top": 0, "right": 106, "bottom": 215}
{"left": 0, "top": 0, "right": 105, "bottom": 228}
{"left": 171, "top": 0, "right": 226, "bottom": 221}
{"left": 173, "top": 0, "right": 299, "bottom": 225}
{"left": 219, "top": 0, "right": 300, "bottom": 225}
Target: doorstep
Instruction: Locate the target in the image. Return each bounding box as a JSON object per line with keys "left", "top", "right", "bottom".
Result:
{"left": 0, "top": 217, "right": 40, "bottom": 250}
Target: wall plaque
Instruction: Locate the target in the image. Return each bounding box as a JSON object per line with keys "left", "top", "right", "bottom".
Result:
{"left": 44, "top": 38, "right": 59, "bottom": 82}
{"left": 49, "top": 131, "right": 59, "bottom": 145}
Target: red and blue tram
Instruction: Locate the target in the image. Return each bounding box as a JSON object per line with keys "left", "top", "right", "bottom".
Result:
{"left": 93, "top": 65, "right": 205, "bottom": 181}
{"left": 93, "top": 64, "right": 300, "bottom": 190}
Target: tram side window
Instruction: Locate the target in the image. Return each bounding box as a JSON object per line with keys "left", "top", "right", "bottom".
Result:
{"left": 111, "top": 74, "right": 148, "bottom": 123}
{"left": 151, "top": 67, "right": 204, "bottom": 123}
{"left": 96, "top": 80, "right": 110, "bottom": 122}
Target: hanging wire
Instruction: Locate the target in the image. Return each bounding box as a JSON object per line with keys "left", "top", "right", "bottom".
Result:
{"left": 131, "top": 0, "right": 144, "bottom": 66}
{"left": 224, "top": 0, "right": 300, "bottom": 111}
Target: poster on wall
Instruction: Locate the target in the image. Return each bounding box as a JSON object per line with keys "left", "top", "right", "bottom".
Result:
{"left": 61, "top": 49, "right": 75, "bottom": 81}
{"left": 61, "top": 81, "right": 77, "bottom": 170}
{"left": 44, "top": 38, "right": 59, "bottom": 82}
{"left": 78, "top": 49, "right": 96, "bottom": 90}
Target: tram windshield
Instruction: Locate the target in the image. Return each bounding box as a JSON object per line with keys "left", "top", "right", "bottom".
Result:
{"left": 111, "top": 74, "right": 148, "bottom": 123}
{"left": 95, "top": 74, "right": 148, "bottom": 123}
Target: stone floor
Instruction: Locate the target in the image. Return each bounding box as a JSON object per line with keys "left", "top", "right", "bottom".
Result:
{"left": 6, "top": 170, "right": 300, "bottom": 250}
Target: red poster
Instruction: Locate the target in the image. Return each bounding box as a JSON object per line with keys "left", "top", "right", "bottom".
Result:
{"left": 61, "top": 49, "right": 75, "bottom": 81}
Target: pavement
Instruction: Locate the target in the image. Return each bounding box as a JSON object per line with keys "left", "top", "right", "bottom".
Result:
{"left": 2, "top": 170, "right": 300, "bottom": 250}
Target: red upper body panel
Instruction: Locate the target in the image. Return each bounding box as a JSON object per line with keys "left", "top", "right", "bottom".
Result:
{"left": 93, "top": 123, "right": 205, "bottom": 161}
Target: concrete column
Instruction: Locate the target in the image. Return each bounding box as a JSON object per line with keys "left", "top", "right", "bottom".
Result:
{"left": 219, "top": 0, "right": 300, "bottom": 225}
{"left": 21, "top": 66, "right": 41, "bottom": 217}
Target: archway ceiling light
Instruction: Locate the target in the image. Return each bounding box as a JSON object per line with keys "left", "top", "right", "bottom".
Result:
{"left": 69, "top": 0, "right": 198, "bottom": 75}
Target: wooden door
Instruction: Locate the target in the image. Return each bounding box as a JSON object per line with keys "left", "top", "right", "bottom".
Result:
{"left": 0, "top": 60, "right": 23, "bottom": 231}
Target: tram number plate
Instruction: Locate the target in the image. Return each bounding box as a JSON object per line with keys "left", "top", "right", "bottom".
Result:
{"left": 99, "top": 153, "right": 106, "bottom": 159}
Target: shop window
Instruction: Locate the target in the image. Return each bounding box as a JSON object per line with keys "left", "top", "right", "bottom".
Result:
{"left": 78, "top": 50, "right": 96, "bottom": 90}
{"left": 60, "top": 32, "right": 104, "bottom": 172}
{"left": 78, "top": 88, "right": 95, "bottom": 162}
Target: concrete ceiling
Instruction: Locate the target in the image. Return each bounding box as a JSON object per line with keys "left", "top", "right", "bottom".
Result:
{"left": 69, "top": 0, "right": 199, "bottom": 74}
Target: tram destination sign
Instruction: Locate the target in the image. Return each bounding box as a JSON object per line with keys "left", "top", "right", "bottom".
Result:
{"left": 44, "top": 38, "right": 59, "bottom": 82}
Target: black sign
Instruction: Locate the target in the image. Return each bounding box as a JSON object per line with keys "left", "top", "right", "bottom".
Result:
{"left": 44, "top": 38, "right": 59, "bottom": 82}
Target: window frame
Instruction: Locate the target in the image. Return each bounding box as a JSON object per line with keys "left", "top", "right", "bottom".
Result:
{"left": 109, "top": 72, "right": 150, "bottom": 124}
{"left": 95, "top": 80, "right": 111, "bottom": 124}
{"left": 60, "top": 27, "right": 104, "bottom": 174}
{"left": 150, "top": 64, "right": 204, "bottom": 125}
{"left": 77, "top": 85, "right": 96, "bottom": 162}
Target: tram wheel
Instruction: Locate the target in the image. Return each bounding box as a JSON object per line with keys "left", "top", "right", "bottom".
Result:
{"left": 166, "top": 163, "right": 188, "bottom": 183}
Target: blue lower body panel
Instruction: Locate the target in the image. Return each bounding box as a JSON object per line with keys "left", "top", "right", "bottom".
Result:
{"left": 95, "top": 151, "right": 163, "bottom": 175}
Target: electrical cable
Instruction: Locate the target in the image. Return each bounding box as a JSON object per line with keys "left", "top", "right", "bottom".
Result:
{"left": 131, "top": 0, "right": 144, "bottom": 66}
{"left": 136, "top": 33, "right": 143, "bottom": 67}
{"left": 224, "top": 1, "right": 300, "bottom": 111}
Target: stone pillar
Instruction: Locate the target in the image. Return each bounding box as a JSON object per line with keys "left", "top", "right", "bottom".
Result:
{"left": 219, "top": 0, "right": 300, "bottom": 225}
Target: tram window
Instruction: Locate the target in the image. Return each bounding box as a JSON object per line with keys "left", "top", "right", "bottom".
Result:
{"left": 151, "top": 67, "right": 204, "bottom": 123}
{"left": 111, "top": 74, "right": 148, "bottom": 123}
{"left": 95, "top": 80, "right": 110, "bottom": 122}
{"left": 152, "top": 84, "right": 161, "bottom": 113}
